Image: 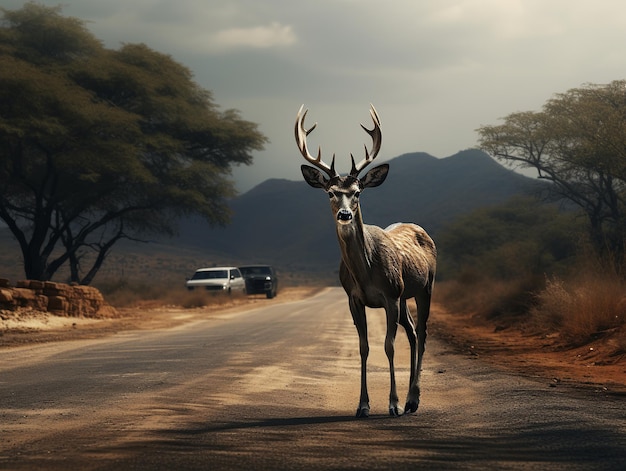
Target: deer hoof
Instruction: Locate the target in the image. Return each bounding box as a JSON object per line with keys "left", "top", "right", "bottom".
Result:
{"left": 389, "top": 405, "right": 404, "bottom": 417}
{"left": 355, "top": 406, "right": 370, "bottom": 418}
{"left": 404, "top": 400, "right": 419, "bottom": 414}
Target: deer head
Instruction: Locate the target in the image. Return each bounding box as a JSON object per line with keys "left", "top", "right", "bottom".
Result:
{"left": 296, "top": 105, "right": 388, "bottom": 225}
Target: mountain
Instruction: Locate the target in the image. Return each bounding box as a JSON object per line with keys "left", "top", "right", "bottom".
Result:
{"left": 176, "top": 149, "right": 544, "bottom": 273}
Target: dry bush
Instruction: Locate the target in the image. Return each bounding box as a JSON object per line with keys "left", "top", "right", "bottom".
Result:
{"left": 96, "top": 278, "right": 244, "bottom": 308}
{"left": 177, "top": 289, "right": 214, "bottom": 309}
{"left": 436, "top": 255, "right": 626, "bottom": 352}
{"left": 176, "top": 289, "right": 247, "bottom": 309}
{"left": 530, "top": 273, "right": 626, "bottom": 346}
{"left": 95, "top": 279, "right": 156, "bottom": 307}
{"left": 435, "top": 274, "right": 543, "bottom": 323}
{"left": 434, "top": 278, "right": 496, "bottom": 315}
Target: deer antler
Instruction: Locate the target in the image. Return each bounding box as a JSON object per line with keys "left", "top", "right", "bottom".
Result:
{"left": 295, "top": 105, "right": 338, "bottom": 178}
{"left": 350, "top": 104, "right": 382, "bottom": 177}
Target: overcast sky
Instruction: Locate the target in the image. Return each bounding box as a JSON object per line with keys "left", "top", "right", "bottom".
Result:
{"left": 5, "top": 0, "right": 626, "bottom": 191}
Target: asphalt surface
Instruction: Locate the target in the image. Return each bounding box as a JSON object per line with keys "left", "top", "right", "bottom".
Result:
{"left": 1, "top": 288, "right": 625, "bottom": 470}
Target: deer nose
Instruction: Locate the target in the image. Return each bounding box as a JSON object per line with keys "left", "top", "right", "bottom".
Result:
{"left": 337, "top": 209, "right": 353, "bottom": 222}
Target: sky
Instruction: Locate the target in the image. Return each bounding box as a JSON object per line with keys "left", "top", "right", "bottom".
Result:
{"left": 5, "top": 0, "right": 626, "bottom": 192}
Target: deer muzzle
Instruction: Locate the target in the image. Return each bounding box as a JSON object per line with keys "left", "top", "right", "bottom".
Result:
{"left": 336, "top": 209, "right": 353, "bottom": 224}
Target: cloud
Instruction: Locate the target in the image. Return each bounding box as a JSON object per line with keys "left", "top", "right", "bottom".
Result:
{"left": 40, "top": 1, "right": 297, "bottom": 55}
{"left": 4, "top": 0, "right": 626, "bottom": 192}
{"left": 210, "top": 22, "right": 296, "bottom": 52}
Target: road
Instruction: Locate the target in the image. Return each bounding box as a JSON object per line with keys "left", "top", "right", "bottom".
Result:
{"left": 1, "top": 288, "right": 625, "bottom": 470}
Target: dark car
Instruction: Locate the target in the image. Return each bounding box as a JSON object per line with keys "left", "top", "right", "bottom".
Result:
{"left": 239, "top": 265, "right": 278, "bottom": 299}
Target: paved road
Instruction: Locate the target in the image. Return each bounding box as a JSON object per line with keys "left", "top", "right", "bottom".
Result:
{"left": 1, "top": 288, "right": 625, "bottom": 470}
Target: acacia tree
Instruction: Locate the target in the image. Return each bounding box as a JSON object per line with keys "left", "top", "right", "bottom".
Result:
{"left": 477, "top": 80, "right": 626, "bottom": 260}
{"left": 0, "top": 3, "right": 267, "bottom": 284}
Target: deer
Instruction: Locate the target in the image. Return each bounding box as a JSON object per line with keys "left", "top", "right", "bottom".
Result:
{"left": 295, "top": 105, "right": 436, "bottom": 418}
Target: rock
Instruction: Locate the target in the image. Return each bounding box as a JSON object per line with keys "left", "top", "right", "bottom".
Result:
{"left": 0, "top": 288, "right": 12, "bottom": 303}
{"left": 47, "top": 296, "right": 69, "bottom": 313}
{"left": 0, "top": 279, "right": 117, "bottom": 318}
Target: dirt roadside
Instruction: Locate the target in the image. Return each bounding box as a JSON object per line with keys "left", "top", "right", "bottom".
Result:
{"left": 430, "top": 305, "right": 626, "bottom": 394}
{"left": 1, "top": 287, "right": 625, "bottom": 393}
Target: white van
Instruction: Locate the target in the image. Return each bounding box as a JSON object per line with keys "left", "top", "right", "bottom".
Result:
{"left": 185, "top": 267, "right": 246, "bottom": 294}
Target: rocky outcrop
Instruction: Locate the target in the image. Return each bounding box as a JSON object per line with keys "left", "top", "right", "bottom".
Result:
{"left": 0, "top": 279, "right": 117, "bottom": 318}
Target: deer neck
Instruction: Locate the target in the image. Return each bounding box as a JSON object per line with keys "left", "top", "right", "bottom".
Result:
{"left": 335, "top": 207, "right": 375, "bottom": 275}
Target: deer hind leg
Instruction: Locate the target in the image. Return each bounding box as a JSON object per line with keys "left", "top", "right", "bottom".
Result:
{"left": 406, "top": 289, "right": 432, "bottom": 414}
{"left": 399, "top": 299, "right": 419, "bottom": 413}
{"left": 349, "top": 297, "right": 370, "bottom": 418}
{"left": 384, "top": 299, "right": 402, "bottom": 417}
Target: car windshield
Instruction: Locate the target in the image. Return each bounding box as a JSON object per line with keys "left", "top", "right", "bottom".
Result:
{"left": 240, "top": 266, "right": 271, "bottom": 276}
{"left": 191, "top": 270, "right": 228, "bottom": 280}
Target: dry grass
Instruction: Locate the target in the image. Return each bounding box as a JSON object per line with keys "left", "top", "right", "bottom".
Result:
{"left": 530, "top": 273, "right": 626, "bottom": 349}
{"left": 96, "top": 279, "right": 247, "bottom": 309}
{"left": 95, "top": 275, "right": 330, "bottom": 310}
{"left": 435, "top": 275, "right": 543, "bottom": 323}
{"left": 436, "top": 267, "right": 626, "bottom": 354}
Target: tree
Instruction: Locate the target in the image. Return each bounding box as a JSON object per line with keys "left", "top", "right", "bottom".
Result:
{"left": 0, "top": 3, "right": 267, "bottom": 284}
{"left": 477, "top": 81, "right": 626, "bottom": 260}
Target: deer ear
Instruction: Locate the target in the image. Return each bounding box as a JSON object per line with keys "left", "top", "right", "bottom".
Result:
{"left": 301, "top": 165, "right": 329, "bottom": 189}
{"left": 360, "top": 164, "right": 389, "bottom": 188}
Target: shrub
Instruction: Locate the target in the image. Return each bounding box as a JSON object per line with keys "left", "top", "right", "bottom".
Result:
{"left": 95, "top": 278, "right": 243, "bottom": 308}
{"left": 435, "top": 274, "right": 543, "bottom": 324}
{"left": 530, "top": 272, "right": 626, "bottom": 346}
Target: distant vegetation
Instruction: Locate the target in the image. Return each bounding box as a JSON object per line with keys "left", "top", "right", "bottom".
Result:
{"left": 435, "top": 196, "right": 626, "bottom": 353}
{"left": 442, "top": 79, "right": 626, "bottom": 356}
{"left": 436, "top": 196, "right": 578, "bottom": 284}
{"left": 435, "top": 196, "right": 578, "bottom": 319}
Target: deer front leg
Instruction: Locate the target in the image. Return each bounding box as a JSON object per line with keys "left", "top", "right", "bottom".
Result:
{"left": 349, "top": 297, "right": 370, "bottom": 418}
{"left": 385, "top": 299, "right": 402, "bottom": 417}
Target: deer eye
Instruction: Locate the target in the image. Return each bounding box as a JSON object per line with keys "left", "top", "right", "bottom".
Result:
{"left": 354, "top": 191, "right": 361, "bottom": 199}
{"left": 327, "top": 191, "right": 335, "bottom": 199}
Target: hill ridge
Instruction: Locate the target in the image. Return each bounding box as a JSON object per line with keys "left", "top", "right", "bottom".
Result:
{"left": 175, "top": 149, "right": 542, "bottom": 272}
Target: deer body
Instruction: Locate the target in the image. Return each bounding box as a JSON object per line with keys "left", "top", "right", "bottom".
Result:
{"left": 296, "top": 105, "right": 436, "bottom": 417}
{"left": 339, "top": 223, "right": 434, "bottom": 304}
